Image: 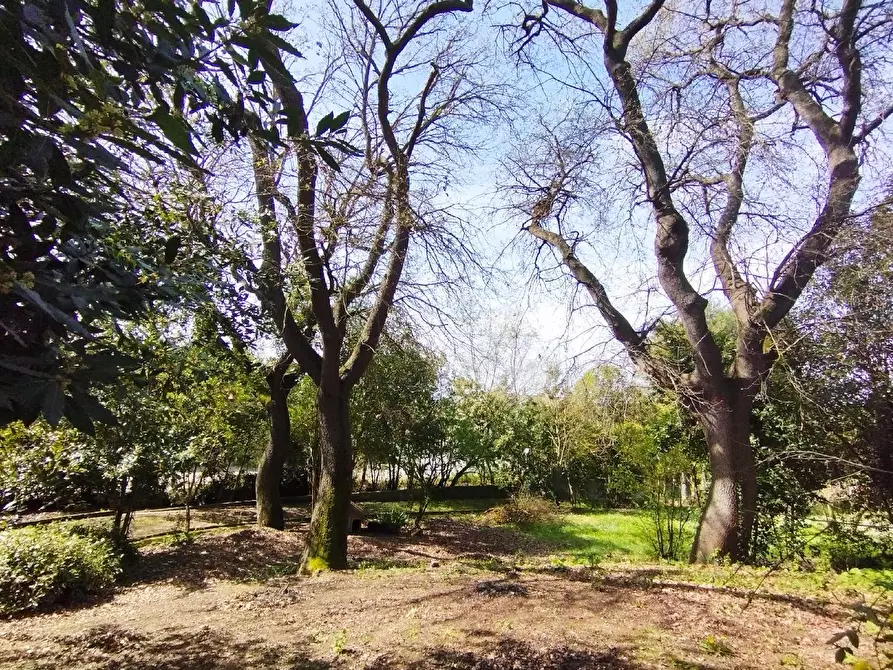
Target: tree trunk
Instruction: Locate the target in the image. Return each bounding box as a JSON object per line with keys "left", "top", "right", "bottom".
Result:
{"left": 256, "top": 360, "right": 294, "bottom": 530}
{"left": 690, "top": 387, "right": 756, "bottom": 562}
{"left": 301, "top": 382, "right": 353, "bottom": 572}
{"left": 449, "top": 463, "right": 473, "bottom": 487}
{"left": 310, "top": 427, "right": 321, "bottom": 506}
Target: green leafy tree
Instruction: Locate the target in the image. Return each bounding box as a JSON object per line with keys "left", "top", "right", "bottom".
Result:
{"left": 782, "top": 210, "right": 893, "bottom": 523}
{"left": 0, "top": 0, "right": 328, "bottom": 431}
{"left": 1, "top": 0, "right": 231, "bottom": 427}
{"left": 1, "top": 314, "right": 267, "bottom": 533}
{"left": 352, "top": 327, "right": 441, "bottom": 491}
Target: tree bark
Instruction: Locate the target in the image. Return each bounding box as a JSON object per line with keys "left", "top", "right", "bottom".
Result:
{"left": 310, "top": 427, "right": 321, "bottom": 506}
{"left": 690, "top": 386, "right": 756, "bottom": 562}
{"left": 256, "top": 357, "right": 296, "bottom": 530}
{"left": 301, "top": 380, "right": 353, "bottom": 572}
{"left": 449, "top": 462, "right": 473, "bottom": 487}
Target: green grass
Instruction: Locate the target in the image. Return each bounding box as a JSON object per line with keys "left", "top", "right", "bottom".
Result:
{"left": 515, "top": 509, "right": 659, "bottom": 563}
{"left": 505, "top": 508, "right": 893, "bottom": 599}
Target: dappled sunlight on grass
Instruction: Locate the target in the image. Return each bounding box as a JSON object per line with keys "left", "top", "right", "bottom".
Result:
{"left": 497, "top": 508, "right": 893, "bottom": 600}
{"left": 516, "top": 510, "right": 659, "bottom": 563}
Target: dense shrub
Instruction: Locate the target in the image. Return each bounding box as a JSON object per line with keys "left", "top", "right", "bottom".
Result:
{"left": 69, "top": 524, "right": 140, "bottom": 571}
{"left": 825, "top": 521, "right": 893, "bottom": 572}
{"left": 479, "top": 495, "right": 557, "bottom": 525}
{"left": 0, "top": 524, "right": 125, "bottom": 615}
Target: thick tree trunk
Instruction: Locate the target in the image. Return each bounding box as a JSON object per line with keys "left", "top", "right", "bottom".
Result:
{"left": 301, "top": 382, "right": 353, "bottom": 572}
{"left": 309, "top": 428, "right": 321, "bottom": 507}
{"left": 256, "top": 365, "right": 294, "bottom": 530}
{"left": 690, "top": 387, "right": 756, "bottom": 562}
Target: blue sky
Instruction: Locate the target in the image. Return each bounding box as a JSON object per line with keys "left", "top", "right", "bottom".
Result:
{"left": 254, "top": 0, "right": 893, "bottom": 392}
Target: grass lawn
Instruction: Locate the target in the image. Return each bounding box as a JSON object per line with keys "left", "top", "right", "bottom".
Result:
{"left": 499, "top": 507, "right": 893, "bottom": 599}
{"left": 517, "top": 509, "right": 659, "bottom": 563}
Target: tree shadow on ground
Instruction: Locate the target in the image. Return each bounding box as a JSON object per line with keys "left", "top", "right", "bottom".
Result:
{"left": 13, "top": 626, "right": 724, "bottom": 670}
{"left": 45, "top": 624, "right": 329, "bottom": 670}
{"left": 374, "top": 638, "right": 651, "bottom": 670}
{"left": 351, "top": 518, "right": 550, "bottom": 561}
{"left": 597, "top": 573, "right": 840, "bottom": 618}
{"left": 515, "top": 564, "right": 841, "bottom": 619}
{"left": 131, "top": 528, "right": 304, "bottom": 590}
{"left": 0, "top": 588, "right": 118, "bottom": 621}
{"left": 198, "top": 508, "right": 257, "bottom": 526}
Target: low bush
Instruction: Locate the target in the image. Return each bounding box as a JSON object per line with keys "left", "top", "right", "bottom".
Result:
{"left": 0, "top": 523, "right": 127, "bottom": 615}
{"left": 479, "top": 494, "right": 558, "bottom": 526}
{"left": 374, "top": 508, "right": 408, "bottom": 531}
{"left": 69, "top": 523, "right": 140, "bottom": 570}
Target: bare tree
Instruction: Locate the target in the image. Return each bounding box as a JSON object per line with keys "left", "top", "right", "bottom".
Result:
{"left": 509, "top": 0, "right": 893, "bottom": 560}
{"left": 233, "top": 0, "right": 482, "bottom": 570}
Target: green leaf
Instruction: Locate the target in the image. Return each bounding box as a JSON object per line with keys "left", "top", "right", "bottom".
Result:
{"left": 63, "top": 402, "right": 96, "bottom": 435}
{"left": 329, "top": 110, "right": 350, "bottom": 133}
{"left": 93, "top": 0, "right": 116, "bottom": 46}
{"left": 149, "top": 108, "right": 197, "bottom": 156}
{"left": 164, "top": 235, "right": 182, "bottom": 264}
{"left": 236, "top": 0, "right": 256, "bottom": 18}
{"left": 264, "top": 14, "right": 298, "bottom": 31}
{"left": 192, "top": 2, "right": 213, "bottom": 35}
{"left": 326, "top": 137, "right": 361, "bottom": 156}
{"left": 13, "top": 285, "right": 92, "bottom": 337}
{"left": 316, "top": 146, "right": 340, "bottom": 171}
{"left": 0, "top": 358, "right": 54, "bottom": 380}
{"left": 70, "top": 389, "right": 117, "bottom": 426}
{"left": 247, "top": 69, "right": 266, "bottom": 84}
{"left": 210, "top": 116, "right": 224, "bottom": 143}
{"left": 315, "top": 111, "right": 334, "bottom": 136}
{"left": 47, "top": 144, "right": 72, "bottom": 185}
{"left": 827, "top": 632, "right": 850, "bottom": 645}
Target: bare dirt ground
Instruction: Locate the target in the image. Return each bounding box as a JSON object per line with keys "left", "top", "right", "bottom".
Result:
{"left": 0, "top": 519, "right": 848, "bottom": 669}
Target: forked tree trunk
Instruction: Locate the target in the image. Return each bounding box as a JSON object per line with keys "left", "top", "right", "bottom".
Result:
{"left": 301, "top": 382, "right": 353, "bottom": 572}
{"left": 256, "top": 359, "right": 296, "bottom": 530}
{"left": 690, "top": 385, "right": 757, "bottom": 562}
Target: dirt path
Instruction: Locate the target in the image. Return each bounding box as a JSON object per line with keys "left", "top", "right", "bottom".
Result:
{"left": 0, "top": 522, "right": 847, "bottom": 669}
